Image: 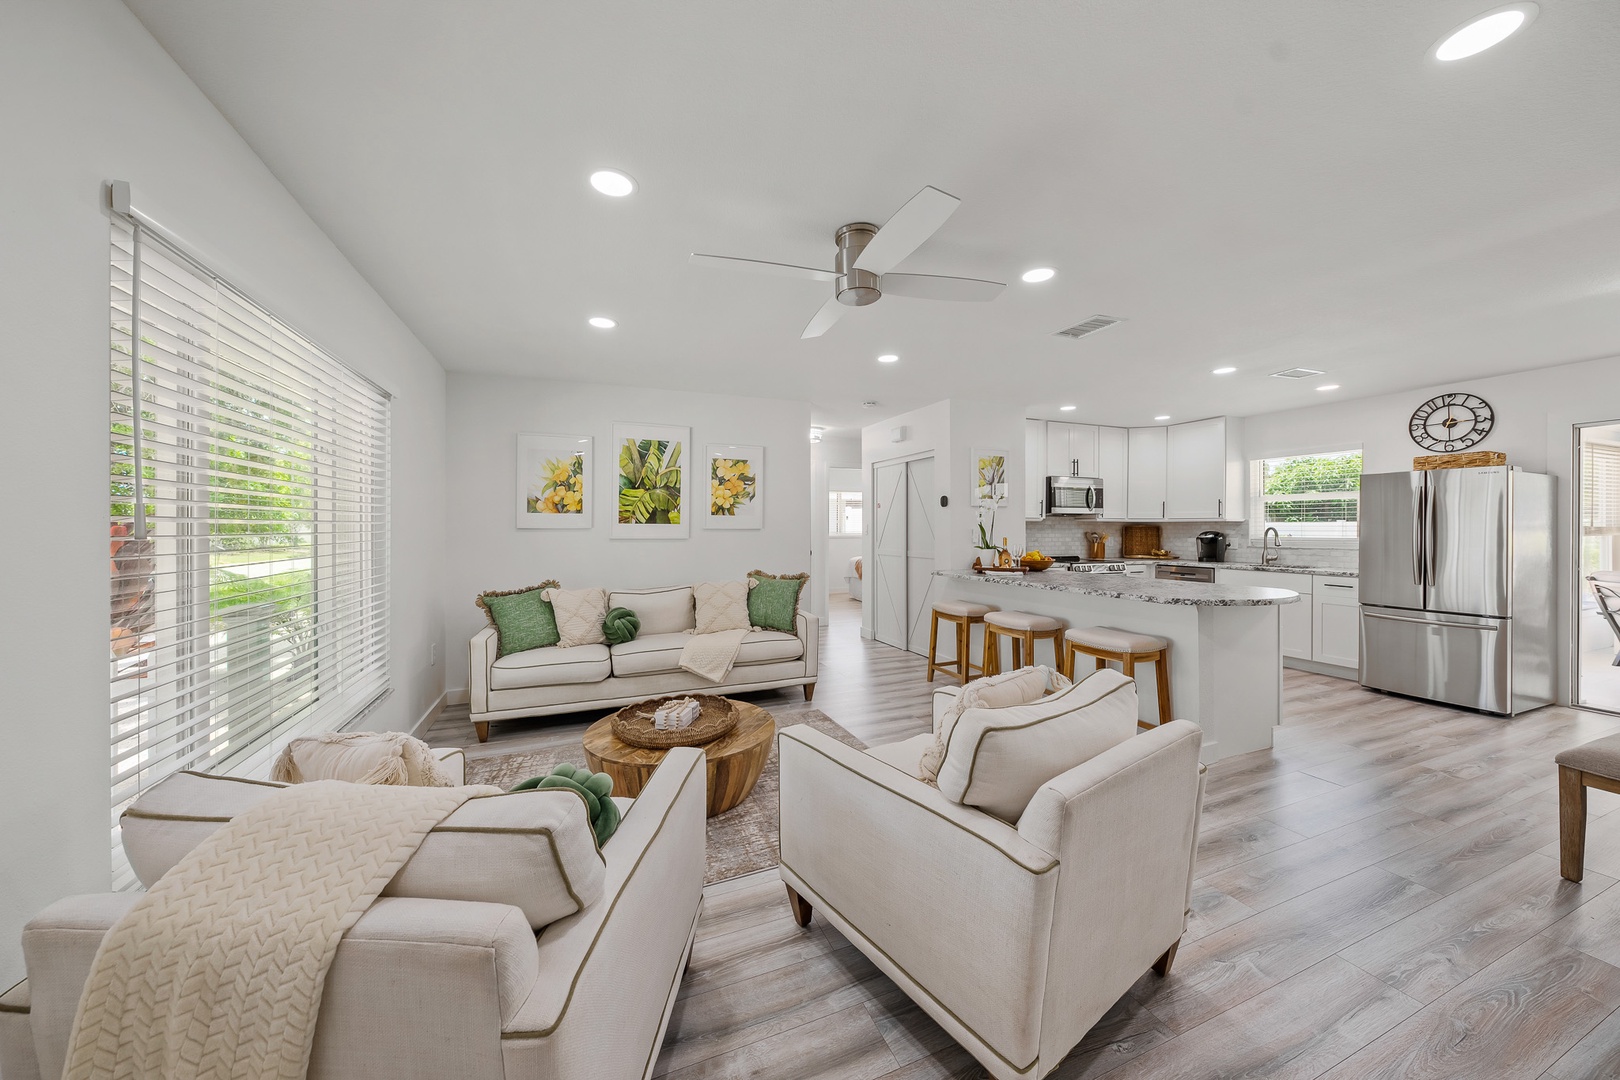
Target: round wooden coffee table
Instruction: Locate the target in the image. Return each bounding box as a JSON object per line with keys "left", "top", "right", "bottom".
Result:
{"left": 583, "top": 699, "right": 775, "bottom": 817}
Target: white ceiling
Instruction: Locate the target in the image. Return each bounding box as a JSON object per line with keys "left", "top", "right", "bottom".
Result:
{"left": 124, "top": 0, "right": 1620, "bottom": 437}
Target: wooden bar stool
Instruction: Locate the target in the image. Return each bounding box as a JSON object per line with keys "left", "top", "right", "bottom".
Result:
{"left": 927, "top": 601, "right": 996, "bottom": 683}
{"left": 982, "top": 611, "right": 1066, "bottom": 676}
{"left": 1063, "top": 626, "right": 1172, "bottom": 730}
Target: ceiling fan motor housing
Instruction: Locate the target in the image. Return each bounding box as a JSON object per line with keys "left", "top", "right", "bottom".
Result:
{"left": 834, "top": 223, "right": 881, "bottom": 306}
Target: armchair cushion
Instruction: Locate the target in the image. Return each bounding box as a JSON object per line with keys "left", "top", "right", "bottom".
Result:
{"left": 920, "top": 666, "right": 1055, "bottom": 782}
{"left": 937, "top": 668, "right": 1138, "bottom": 823}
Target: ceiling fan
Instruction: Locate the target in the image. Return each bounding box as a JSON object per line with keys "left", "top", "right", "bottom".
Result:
{"left": 690, "top": 186, "right": 1004, "bottom": 339}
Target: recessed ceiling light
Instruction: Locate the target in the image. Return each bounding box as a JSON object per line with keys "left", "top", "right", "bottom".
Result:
{"left": 809, "top": 427, "right": 824, "bottom": 442}
{"left": 1154, "top": 415, "right": 1171, "bottom": 421}
{"left": 1433, "top": 3, "right": 1537, "bottom": 61}
{"left": 1317, "top": 384, "right": 1340, "bottom": 392}
{"left": 1021, "top": 267, "right": 1056, "bottom": 283}
{"left": 1059, "top": 405, "right": 1077, "bottom": 412}
{"left": 589, "top": 169, "right": 636, "bottom": 197}
{"left": 588, "top": 316, "right": 616, "bottom": 329}
{"left": 1212, "top": 366, "right": 1237, "bottom": 375}
{"left": 877, "top": 354, "right": 899, "bottom": 364}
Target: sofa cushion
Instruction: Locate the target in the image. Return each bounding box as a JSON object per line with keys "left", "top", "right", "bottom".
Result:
{"left": 119, "top": 771, "right": 606, "bottom": 931}
{"left": 476, "top": 581, "right": 561, "bottom": 656}
{"left": 546, "top": 587, "right": 609, "bottom": 647}
{"left": 608, "top": 586, "right": 694, "bottom": 636}
{"left": 610, "top": 630, "right": 802, "bottom": 677}
{"left": 747, "top": 571, "right": 808, "bottom": 632}
{"left": 864, "top": 734, "right": 933, "bottom": 777}
{"left": 490, "top": 643, "right": 611, "bottom": 689}
{"left": 694, "top": 581, "right": 752, "bottom": 634}
{"left": 936, "top": 668, "right": 1139, "bottom": 823}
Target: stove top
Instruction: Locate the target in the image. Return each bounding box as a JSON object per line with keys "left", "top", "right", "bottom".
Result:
{"left": 1050, "top": 557, "right": 1127, "bottom": 574}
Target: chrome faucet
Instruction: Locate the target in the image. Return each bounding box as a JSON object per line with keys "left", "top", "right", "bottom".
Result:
{"left": 1262, "top": 527, "right": 1282, "bottom": 566}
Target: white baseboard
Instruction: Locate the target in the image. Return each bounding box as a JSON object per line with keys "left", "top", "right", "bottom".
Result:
{"left": 445, "top": 687, "right": 470, "bottom": 706}
{"left": 410, "top": 691, "right": 449, "bottom": 740}
{"left": 1283, "top": 657, "right": 1358, "bottom": 681}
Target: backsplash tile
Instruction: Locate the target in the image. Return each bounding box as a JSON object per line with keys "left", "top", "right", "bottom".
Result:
{"left": 1025, "top": 517, "right": 1360, "bottom": 570}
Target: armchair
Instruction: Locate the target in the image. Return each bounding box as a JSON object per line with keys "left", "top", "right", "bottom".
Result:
{"left": 777, "top": 706, "right": 1204, "bottom": 1080}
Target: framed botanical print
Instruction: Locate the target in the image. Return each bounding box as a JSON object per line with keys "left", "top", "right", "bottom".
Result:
{"left": 705, "top": 444, "right": 763, "bottom": 530}
{"left": 972, "top": 447, "right": 1009, "bottom": 506}
{"left": 516, "top": 434, "right": 592, "bottom": 529}
{"left": 612, "top": 422, "right": 691, "bottom": 539}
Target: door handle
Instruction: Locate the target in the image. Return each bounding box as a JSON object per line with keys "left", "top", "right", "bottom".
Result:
{"left": 1412, "top": 483, "right": 1425, "bottom": 586}
{"left": 1218, "top": 498, "right": 1223, "bottom": 517}
{"left": 1161, "top": 500, "right": 1166, "bottom": 518}
{"left": 1427, "top": 485, "right": 1439, "bottom": 584}
{"left": 1322, "top": 583, "right": 1354, "bottom": 590}
{"left": 1363, "top": 611, "right": 1498, "bottom": 632}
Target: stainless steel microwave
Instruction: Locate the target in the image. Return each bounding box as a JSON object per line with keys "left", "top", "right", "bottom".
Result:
{"left": 1047, "top": 475, "right": 1104, "bottom": 516}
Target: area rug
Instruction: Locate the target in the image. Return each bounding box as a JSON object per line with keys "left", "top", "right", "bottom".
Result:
{"left": 466, "top": 709, "right": 866, "bottom": 884}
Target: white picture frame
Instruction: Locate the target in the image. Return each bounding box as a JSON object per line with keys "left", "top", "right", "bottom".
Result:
{"left": 611, "top": 422, "right": 692, "bottom": 539}
{"left": 516, "top": 434, "right": 592, "bottom": 529}
{"left": 973, "top": 447, "right": 1009, "bottom": 507}
{"left": 704, "top": 443, "right": 764, "bottom": 530}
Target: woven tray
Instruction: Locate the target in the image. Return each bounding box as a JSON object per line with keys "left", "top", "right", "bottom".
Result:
{"left": 1121, "top": 524, "right": 1162, "bottom": 559}
{"left": 1413, "top": 451, "right": 1506, "bottom": 470}
{"left": 611, "top": 695, "right": 738, "bottom": 749}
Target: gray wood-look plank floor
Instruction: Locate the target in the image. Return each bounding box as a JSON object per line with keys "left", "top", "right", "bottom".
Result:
{"left": 429, "top": 598, "right": 1620, "bottom": 1079}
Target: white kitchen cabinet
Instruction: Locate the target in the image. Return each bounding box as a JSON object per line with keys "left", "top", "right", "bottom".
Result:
{"left": 1313, "top": 576, "right": 1360, "bottom": 668}
{"left": 1097, "top": 426, "right": 1128, "bottom": 514}
{"left": 1167, "top": 417, "right": 1228, "bottom": 519}
{"left": 1045, "top": 422, "right": 1098, "bottom": 478}
{"left": 1217, "top": 568, "right": 1313, "bottom": 659}
{"left": 1024, "top": 418, "right": 1046, "bottom": 520}
{"left": 1126, "top": 426, "right": 1168, "bottom": 519}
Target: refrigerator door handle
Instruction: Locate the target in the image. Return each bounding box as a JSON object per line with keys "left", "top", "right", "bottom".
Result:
{"left": 1427, "top": 478, "right": 1440, "bottom": 584}
{"left": 1412, "top": 482, "right": 1425, "bottom": 586}
{"left": 1363, "top": 610, "right": 1501, "bottom": 632}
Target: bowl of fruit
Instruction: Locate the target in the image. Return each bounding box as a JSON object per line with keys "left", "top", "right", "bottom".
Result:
{"left": 1020, "top": 550, "right": 1055, "bottom": 572}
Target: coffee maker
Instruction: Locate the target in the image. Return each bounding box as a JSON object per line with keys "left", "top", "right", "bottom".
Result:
{"left": 1196, "top": 530, "right": 1228, "bottom": 563}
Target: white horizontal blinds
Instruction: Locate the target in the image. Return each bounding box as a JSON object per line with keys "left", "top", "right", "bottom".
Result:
{"left": 829, "top": 490, "right": 862, "bottom": 537}
{"left": 1582, "top": 441, "right": 1620, "bottom": 532}
{"left": 109, "top": 218, "right": 389, "bottom": 888}
{"left": 1251, "top": 450, "right": 1363, "bottom": 541}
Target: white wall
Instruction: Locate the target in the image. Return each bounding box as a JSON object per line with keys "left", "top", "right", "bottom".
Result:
{"left": 0, "top": 1, "right": 450, "bottom": 985}
{"left": 443, "top": 374, "right": 811, "bottom": 694}
{"left": 1242, "top": 352, "right": 1620, "bottom": 702}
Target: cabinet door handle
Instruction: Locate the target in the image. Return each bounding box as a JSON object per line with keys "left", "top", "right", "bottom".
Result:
{"left": 1161, "top": 501, "right": 1166, "bottom": 518}
{"left": 1322, "top": 583, "right": 1354, "bottom": 590}
{"left": 1218, "top": 498, "right": 1223, "bottom": 517}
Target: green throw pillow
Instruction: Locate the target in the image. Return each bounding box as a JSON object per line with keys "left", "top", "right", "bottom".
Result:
{"left": 603, "top": 607, "right": 640, "bottom": 645}
{"left": 510, "top": 763, "right": 620, "bottom": 846}
{"left": 477, "top": 582, "right": 560, "bottom": 657}
{"left": 747, "top": 571, "right": 808, "bottom": 633}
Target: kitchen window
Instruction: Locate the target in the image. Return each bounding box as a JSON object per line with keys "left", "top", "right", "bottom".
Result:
{"left": 829, "top": 489, "right": 863, "bottom": 537}
{"left": 110, "top": 214, "right": 390, "bottom": 887}
{"left": 1249, "top": 449, "right": 1362, "bottom": 543}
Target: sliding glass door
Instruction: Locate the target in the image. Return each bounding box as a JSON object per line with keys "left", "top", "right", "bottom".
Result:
{"left": 1576, "top": 421, "right": 1620, "bottom": 713}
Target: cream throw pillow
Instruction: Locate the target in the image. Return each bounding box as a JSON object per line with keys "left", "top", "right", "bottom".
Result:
{"left": 918, "top": 666, "right": 1063, "bottom": 782}
{"left": 693, "top": 580, "right": 753, "bottom": 634}
{"left": 545, "top": 587, "right": 610, "bottom": 646}
{"left": 270, "top": 731, "right": 457, "bottom": 787}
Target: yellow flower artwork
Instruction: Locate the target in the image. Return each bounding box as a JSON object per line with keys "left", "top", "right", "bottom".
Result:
{"left": 517, "top": 434, "right": 592, "bottom": 530}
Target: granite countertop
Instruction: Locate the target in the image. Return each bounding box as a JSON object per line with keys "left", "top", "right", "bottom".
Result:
{"left": 936, "top": 569, "right": 1301, "bottom": 607}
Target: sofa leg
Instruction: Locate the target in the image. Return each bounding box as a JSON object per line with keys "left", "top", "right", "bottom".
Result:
{"left": 1152, "top": 939, "right": 1179, "bottom": 978}
{"left": 785, "top": 885, "right": 813, "bottom": 928}
{"left": 474, "top": 721, "right": 490, "bottom": 744}
{"left": 803, "top": 682, "right": 816, "bottom": 702}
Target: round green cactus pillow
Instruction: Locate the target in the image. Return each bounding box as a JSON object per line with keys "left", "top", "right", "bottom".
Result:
{"left": 510, "top": 762, "right": 620, "bottom": 845}
{"left": 603, "top": 606, "right": 640, "bottom": 645}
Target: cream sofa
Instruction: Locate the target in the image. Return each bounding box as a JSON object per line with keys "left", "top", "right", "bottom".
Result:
{"left": 470, "top": 584, "right": 818, "bottom": 742}
{"left": 777, "top": 677, "right": 1205, "bottom": 1080}
{"left": 0, "top": 747, "right": 707, "bottom": 1080}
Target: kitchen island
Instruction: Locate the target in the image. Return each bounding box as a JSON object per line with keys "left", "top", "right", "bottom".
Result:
{"left": 935, "top": 568, "right": 1301, "bottom": 762}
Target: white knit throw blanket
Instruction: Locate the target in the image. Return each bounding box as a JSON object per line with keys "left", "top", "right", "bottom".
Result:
{"left": 679, "top": 627, "right": 749, "bottom": 682}
{"left": 64, "top": 780, "right": 498, "bottom": 1080}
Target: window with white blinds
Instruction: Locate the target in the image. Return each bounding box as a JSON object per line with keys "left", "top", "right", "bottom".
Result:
{"left": 1582, "top": 440, "right": 1620, "bottom": 532}
{"left": 1249, "top": 449, "right": 1363, "bottom": 543}
{"left": 110, "top": 217, "right": 390, "bottom": 887}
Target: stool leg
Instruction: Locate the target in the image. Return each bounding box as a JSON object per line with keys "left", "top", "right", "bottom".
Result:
{"left": 958, "top": 619, "right": 971, "bottom": 682}
{"left": 984, "top": 627, "right": 998, "bottom": 677}
{"left": 927, "top": 611, "right": 940, "bottom": 682}
{"left": 1562, "top": 765, "right": 1588, "bottom": 882}
{"left": 1095, "top": 656, "right": 1106, "bottom": 672}
{"left": 1155, "top": 648, "right": 1173, "bottom": 726}
{"left": 1062, "top": 640, "right": 1075, "bottom": 681}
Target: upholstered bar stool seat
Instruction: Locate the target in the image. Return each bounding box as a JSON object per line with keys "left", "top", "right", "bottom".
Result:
{"left": 982, "top": 610, "right": 1066, "bottom": 676}
{"left": 1557, "top": 734, "right": 1620, "bottom": 881}
{"left": 927, "top": 602, "right": 997, "bottom": 684}
{"left": 1064, "top": 626, "right": 1173, "bottom": 730}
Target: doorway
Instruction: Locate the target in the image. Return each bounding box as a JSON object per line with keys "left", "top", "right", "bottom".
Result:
{"left": 871, "top": 455, "right": 937, "bottom": 655}
{"left": 1576, "top": 421, "right": 1620, "bottom": 714}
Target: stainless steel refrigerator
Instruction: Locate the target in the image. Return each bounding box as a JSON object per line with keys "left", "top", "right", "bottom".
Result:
{"left": 1359, "top": 466, "right": 1555, "bottom": 714}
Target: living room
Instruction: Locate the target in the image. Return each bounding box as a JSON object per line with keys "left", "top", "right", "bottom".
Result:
{"left": 6, "top": 2, "right": 1620, "bottom": 1079}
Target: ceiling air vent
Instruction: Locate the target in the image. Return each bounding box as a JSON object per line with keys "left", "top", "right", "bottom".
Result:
{"left": 1270, "top": 367, "right": 1325, "bottom": 379}
{"left": 1053, "top": 315, "right": 1124, "bottom": 340}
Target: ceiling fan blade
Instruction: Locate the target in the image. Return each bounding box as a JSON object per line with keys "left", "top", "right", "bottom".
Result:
{"left": 800, "top": 295, "right": 846, "bottom": 339}
{"left": 689, "top": 253, "right": 837, "bottom": 282}
{"left": 880, "top": 273, "right": 1005, "bottom": 302}
{"left": 852, "top": 186, "right": 961, "bottom": 275}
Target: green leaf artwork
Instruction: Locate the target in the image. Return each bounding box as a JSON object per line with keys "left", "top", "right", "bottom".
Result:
{"left": 618, "top": 438, "right": 683, "bottom": 524}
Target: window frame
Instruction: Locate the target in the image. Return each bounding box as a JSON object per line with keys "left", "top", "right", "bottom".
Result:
{"left": 1247, "top": 445, "right": 1364, "bottom": 549}
{"left": 829, "top": 488, "right": 864, "bottom": 538}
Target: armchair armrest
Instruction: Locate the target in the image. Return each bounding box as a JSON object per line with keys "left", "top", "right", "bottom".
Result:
{"left": 21, "top": 893, "right": 141, "bottom": 1080}
{"left": 0, "top": 978, "right": 37, "bottom": 1080}
{"left": 778, "top": 725, "right": 1058, "bottom": 1070}
{"left": 470, "top": 627, "right": 497, "bottom": 717}
{"left": 796, "top": 611, "right": 819, "bottom": 681}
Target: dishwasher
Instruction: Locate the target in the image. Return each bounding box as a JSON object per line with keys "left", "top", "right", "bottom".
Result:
{"left": 1154, "top": 563, "right": 1215, "bottom": 583}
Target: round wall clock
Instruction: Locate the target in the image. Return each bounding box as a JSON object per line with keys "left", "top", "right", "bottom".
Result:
{"left": 1409, "top": 392, "right": 1494, "bottom": 452}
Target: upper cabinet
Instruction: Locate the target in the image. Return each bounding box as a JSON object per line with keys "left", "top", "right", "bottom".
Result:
{"left": 1097, "top": 426, "right": 1128, "bottom": 513}
{"left": 1126, "top": 427, "right": 1168, "bottom": 519}
{"left": 1024, "top": 418, "right": 1046, "bottom": 520}
{"left": 1045, "top": 422, "right": 1098, "bottom": 478}
{"left": 1166, "top": 417, "right": 1232, "bottom": 519}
